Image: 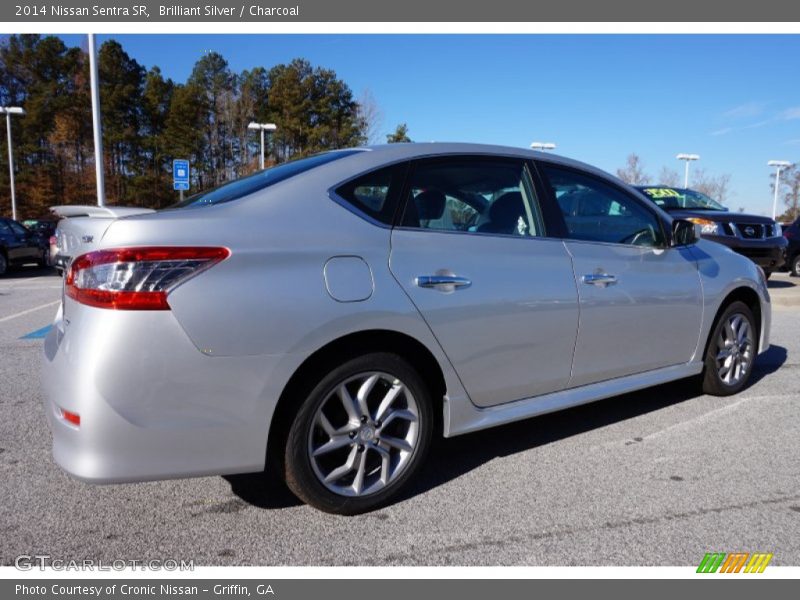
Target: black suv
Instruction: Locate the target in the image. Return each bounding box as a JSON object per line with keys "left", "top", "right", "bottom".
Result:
{"left": 636, "top": 186, "right": 787, "bottom": 278}
{"left": 782, "top": 217, "right": 800, "bottom": 276}
{"left": 0, "top": 217, "right": 48, "bottom": 276}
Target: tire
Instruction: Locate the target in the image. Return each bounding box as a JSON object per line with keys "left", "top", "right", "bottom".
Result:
{"left": 284, "top": 352, "right": 433, "bottom": 515}
{"left": 762, "top": 268, "right": 772, "bottom": 280}
{"left": 0, "top": 252, "right": 7, "bottom": 276}
{"left": 701, "top": 301, "right": 757, "bottom": 396}
{"left": 791, "top": 255, "right": 800, "bottom": 277}
{"left": 37, "top": 248, "right": 48, "bottom": 268}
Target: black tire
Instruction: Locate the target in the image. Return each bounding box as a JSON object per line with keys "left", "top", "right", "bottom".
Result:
{"left": 762, "top": 268, "right": 772, "bottom": 280}
{"left": 701, "top": 301, "right": 757, "bottom": 396}
{"left": 284, "top": 352, "right": 433, "bottom": 515}
{"left": 791, "top": 255, "right": 800, "bottom": 277}
{"left": 0, "top": 252, "right": 7, "bottom": 276}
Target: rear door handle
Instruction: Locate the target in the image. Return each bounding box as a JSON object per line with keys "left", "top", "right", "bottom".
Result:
{"left": 415, "top": 275, "right": 472, "bottom": 290}
{"left": 581, "top": 273, "right": 617, "bottom": 287}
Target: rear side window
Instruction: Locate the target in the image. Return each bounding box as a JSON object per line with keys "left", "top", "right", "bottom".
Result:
{"left": 400, "top": 158, "right": 545, "bottom": 237}
{"left": 334, "top": 163, "right": 407, "bottom": 225}
{"left": 177, "top": 150, "right": 362, "bottom": 208}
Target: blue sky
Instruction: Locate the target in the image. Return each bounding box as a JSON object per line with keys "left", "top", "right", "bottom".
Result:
{"left": 58, "top": 34, "right": 800, "bottom": 215}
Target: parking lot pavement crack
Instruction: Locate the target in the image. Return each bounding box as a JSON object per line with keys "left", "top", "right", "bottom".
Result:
{"left": 370, "top": 492, "right": 800, "bottom": 564}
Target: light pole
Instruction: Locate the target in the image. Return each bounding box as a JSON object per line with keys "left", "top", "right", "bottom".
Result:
{"left": 248, "top": 122, "right": 277, "bottom": 169}
{"left": 88, "top": 34, "right": 105, "bottom": 207}
{"left": 0, "top": 106, "right": 25, "bottom": 221}
{"left": 768, "top": 160, "right": 792, "bottom": 220}
{"left": 676, "top": 153, "right": 700, "bottom": 188}
{"left": 530, "top": 141, "right": 556, "bottom": 152}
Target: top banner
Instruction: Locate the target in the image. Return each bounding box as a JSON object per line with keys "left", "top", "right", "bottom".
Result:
{"left": 4, "top": 0, "right": 800, "bottom": 23}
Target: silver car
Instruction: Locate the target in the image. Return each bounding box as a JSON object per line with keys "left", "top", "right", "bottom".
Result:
{"left": 42, "top": 143, "right": 770, "bottom": 514}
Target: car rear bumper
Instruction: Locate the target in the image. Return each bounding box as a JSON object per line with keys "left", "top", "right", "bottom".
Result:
{"left": 40, "top": 301, "right": 291, "bottom": 483}
{"left": 704, "top": 235, "right": 787, "bottom": 271}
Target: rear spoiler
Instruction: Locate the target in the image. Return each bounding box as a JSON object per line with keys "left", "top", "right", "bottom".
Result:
{"left": 49, "top": 205, "right": 156, "bottom": 218}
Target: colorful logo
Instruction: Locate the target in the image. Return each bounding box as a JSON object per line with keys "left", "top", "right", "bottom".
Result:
{"left": 697, "top": 552, "right": 773, "bottom": 573}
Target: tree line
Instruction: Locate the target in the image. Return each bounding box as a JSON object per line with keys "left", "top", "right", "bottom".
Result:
{"left": 0, "top": 34, "right": 398, "bottom": 219}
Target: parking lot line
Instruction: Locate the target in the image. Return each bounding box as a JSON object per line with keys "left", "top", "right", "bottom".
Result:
{"left": 0, "top": 300, "right": 60, "bottom": 323}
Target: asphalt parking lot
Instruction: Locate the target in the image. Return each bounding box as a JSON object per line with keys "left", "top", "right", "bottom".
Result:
{"left": 1, "top": 267, "right": 798, "bottom": 566}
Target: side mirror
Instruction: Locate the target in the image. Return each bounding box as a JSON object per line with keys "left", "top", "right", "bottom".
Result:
{"left": 671, "top": 219, "right": 698, "bottom": 247}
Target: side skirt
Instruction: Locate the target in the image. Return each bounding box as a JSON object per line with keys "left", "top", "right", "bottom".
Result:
{"left": 443, "top": 362, "right": 704, "bottom": 437}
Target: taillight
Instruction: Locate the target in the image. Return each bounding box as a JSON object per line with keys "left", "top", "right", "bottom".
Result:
{"left": 65, "top": 247, "right": 230, "bottom": 310}
{"left": 49, "top": 235, "right": 57, "bottom": 245}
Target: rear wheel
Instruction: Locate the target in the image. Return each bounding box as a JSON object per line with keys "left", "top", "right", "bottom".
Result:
{"left": 761, "top": 267, "right": 772, "bottom": 280}
{"left": 0, "top": 252, "right": 7, "bottom": 276}
{"left": 701, "top": 301, "right": 756, "bottom": 396}
{"left": 284, "top": 352, "right": 433, "bottom": 515}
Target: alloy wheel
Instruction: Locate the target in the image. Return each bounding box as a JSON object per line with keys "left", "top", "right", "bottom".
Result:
{"left": 307, "top": 371, "right": 420, "bottom": 497}
{"left": 715, "top": 313, "right": 754, "bottom": 386}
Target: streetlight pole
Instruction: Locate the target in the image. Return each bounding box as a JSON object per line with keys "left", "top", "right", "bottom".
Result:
{"left": 248, "top": 122, "right": 277, "bottom": 169}
{"left": 88, "top": 34, "right": 106, "bottom": 207}
{"left": 530, "top": 141, "right": 556, "bottom": 152}
{"left": 676, "top": 153, "right": 700, "bottom": 188}
{"left": 768, "top": 160, "right": 792, "bottom": 220}
{"left": 0, "top": 106, "right": 25, "bottom": 221}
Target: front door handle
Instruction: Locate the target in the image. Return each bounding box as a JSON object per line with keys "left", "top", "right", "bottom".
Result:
{"left": 581, "top": 273, "right": 617, "bottom": 287}
{"left": 415, "top": 275, "right": 472, "bottom": 291}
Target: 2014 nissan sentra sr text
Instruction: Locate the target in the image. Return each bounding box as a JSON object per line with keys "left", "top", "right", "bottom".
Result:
{"left": 41, "top": 143, "right": 771, "bottom": 514}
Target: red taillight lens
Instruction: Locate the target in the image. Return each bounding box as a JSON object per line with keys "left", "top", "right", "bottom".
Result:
{"left": 49, "top": 235, "right": 57, "bottom": 245}
{"left": 65, "top": 247, "right": 230, "bottom": 310}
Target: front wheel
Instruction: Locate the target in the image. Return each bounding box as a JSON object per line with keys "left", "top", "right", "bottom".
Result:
{"left": 791, "top": 255, "right": 800, "bottom": 277}
{"left": 701, "top": 301, "right": 757, "bottom": 396}
{"left": 284, "top": 352, "right": 433, "bottom": 514}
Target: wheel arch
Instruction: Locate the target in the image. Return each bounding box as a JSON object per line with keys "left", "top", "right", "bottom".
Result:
{"left": 266, "top": 329, "right": 448, "bottom": 471}
{"left": 703, "top": 285, "right": 763, "bottom": 358}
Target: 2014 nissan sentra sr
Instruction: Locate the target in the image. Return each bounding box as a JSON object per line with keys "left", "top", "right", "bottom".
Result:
{"left": 42, "top": 143, "right": 771, "bottom": 514}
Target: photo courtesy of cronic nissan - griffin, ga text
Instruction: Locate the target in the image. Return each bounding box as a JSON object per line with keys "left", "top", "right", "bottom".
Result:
{"left": 41, "top": 143, "right": 771, "bottom": 515}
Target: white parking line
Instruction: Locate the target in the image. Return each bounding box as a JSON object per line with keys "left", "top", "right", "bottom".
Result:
{"left": 0, "top": 300, "right": 60, "bottom": 323}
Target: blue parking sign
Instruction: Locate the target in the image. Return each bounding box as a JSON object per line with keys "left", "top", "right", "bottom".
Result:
{"left": 173, "top": 159, "right": 190, "bottom": 188}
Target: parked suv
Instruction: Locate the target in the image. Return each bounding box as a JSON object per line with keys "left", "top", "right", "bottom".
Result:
{"left": 636, "top": 186, "right": 787, "bottom": 278}
{"left": 782, "top": 216, "right": 800, "bottom": 276}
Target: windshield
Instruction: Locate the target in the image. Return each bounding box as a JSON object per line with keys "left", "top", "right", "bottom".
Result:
{"left": 638, "top": 187, "right": 727, "bottom": 211}
{"left": 174, "top": 150, "right": 362, "bottom": 208}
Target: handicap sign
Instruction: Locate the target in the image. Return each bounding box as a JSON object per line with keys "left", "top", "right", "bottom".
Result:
{"left": 173, "top": 159, "right": 190, "bottom": 191}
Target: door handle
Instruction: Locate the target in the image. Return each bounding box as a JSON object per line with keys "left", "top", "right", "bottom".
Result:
{"left": 581, "top": 273, "right": 617, "bottom": 287}
{"left": 415, "top": 275, "right": 472, "bottom": 290}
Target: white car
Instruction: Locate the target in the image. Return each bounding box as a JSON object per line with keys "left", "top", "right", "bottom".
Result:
{"left": 42, "top": 143, "right": 771, "bottom": 514}
{"left": 49, "top": 205, "right": 155, "bottom": 273}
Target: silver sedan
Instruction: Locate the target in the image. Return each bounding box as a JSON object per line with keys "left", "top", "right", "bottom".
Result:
{"left": 41, "top": 143, "right": 770, "bottom": 514}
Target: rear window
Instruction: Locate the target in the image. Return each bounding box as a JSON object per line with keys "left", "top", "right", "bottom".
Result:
{"left": 176, "top": 150, "right": 362, "bottom": 208}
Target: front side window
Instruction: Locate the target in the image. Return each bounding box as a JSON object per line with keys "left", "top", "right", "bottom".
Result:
{"left": 400, "top": 158, "right": 545, "bottom": 237}
{"left": 542, "top": 165, "right": 664, "bottom": 247}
